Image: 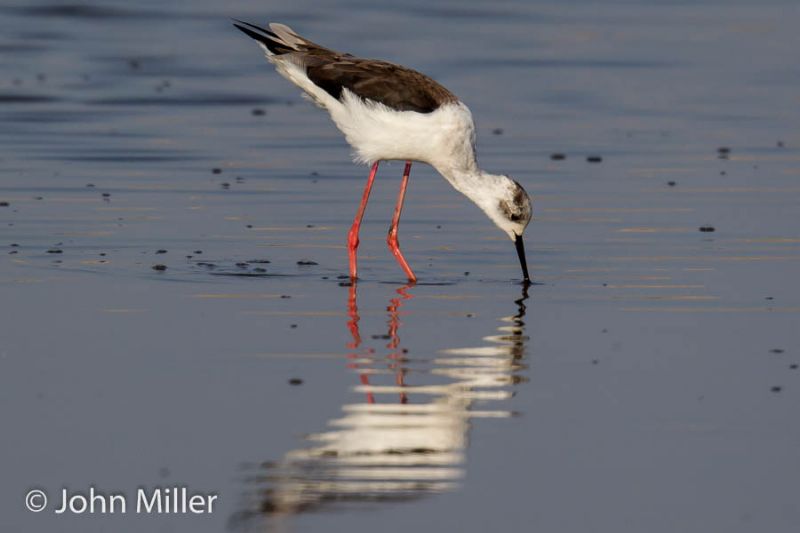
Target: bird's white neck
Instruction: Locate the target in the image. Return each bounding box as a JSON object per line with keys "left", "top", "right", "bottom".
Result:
{"left": 434, "top": 163, "right": 505, "bottom": 215}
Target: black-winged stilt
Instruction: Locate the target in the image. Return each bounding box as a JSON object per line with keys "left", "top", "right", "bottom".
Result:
{"left": 233, "top": 20, "right": 532, "bottom": 283}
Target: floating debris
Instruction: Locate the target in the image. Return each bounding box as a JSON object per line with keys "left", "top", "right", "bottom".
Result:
{"left": 699, "top": 226, "right": 716, "bottom": 232}
{"left": 251, "top": 108, "right": 266, "bottom": 116}
{"left": 550, "top": 153, "right": 566, "bottom": 161}
{"left": 152, "top": 264, "right": 167, "bottom": 271}
{"left": 288, "top": 378, "right": 303, "bottom": 386}
{"left": 586, "top": 155, "right": 603, "bottom": 163}
{"left": 296, "top": 260, "right": 318, "bottom": 266}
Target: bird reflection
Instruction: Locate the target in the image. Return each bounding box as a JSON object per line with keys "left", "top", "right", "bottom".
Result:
{"left": 232, "top": 283, "right": 529, "bottom": 526}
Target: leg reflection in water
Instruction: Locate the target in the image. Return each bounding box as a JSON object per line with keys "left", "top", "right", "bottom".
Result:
{"left": 231, "top": 283, "right": 530, "bottom": 527}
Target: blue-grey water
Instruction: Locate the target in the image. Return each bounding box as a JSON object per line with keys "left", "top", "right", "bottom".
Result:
{"left": 1, "top": 1, "right": 799, "bottom": 532}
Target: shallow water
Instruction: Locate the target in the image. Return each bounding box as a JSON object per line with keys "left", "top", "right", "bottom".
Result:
{"left": 1, "top": 1, "right": 799, "bottom": 531}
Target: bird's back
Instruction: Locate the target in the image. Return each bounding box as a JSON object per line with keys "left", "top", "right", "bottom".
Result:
{"left": 233, "top": 21, "right": 458, "bottom": 114}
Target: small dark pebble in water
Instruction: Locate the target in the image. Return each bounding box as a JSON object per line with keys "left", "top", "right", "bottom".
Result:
{"left": 235, "top": 176, "right": 245, "bottom": 183}
{"left": 436, "top": 225, "right": 442, "bottom": 229}
{"left": 550, "top": 153, "right": 566, "bottom": 161}
{"left": 9, "top": 250, "right": 17, "bottom": 254}
{"left": 321, "top": 276, "right": 329, "bottom": 280}
{"left": 47, "top": 249, "right": 63, "bottom": 254}
{"left": 587, "top": 156, "right": 603, "bottom": 163}
{"left": 492, "top": 128, "right": 503, "bottom": 135}
{"left": 464, "top": 271, "right": 470, "bottom": 276}
{"left": 777, "top": 140, "right": 784, "bottom": 148}
{"left": 221, "top": 182, "right": 230, "bottom": 189}
{"left": 152, "top": 264, "right": 167, "bottom": 271}
{"left": 212, "top": 168, "right": 222, "bottom": 174}
{"left": 789, "top": 364, "right": 798, "bottom": 370}
{"left": 185, "top": 255, "right": 193, "bottom": 259}
{"left": 10, "top": 244, "right": 19, "bottom": 247}
{"left": 592, "top": 359, "right": 599, "bottom": 365}
{"left": 770, "top": 348, "right": 785, "bottom": 354}
{"left": 84, "top": 183, "right": 94, "bottom": 188}
{"left": 0, "top": 201, "right": 9, "bottom": 207}
{"left": 297, "top": 260, "right": 318, "bottom": 265}
{"left": 770, "top": 386, "right": 782, "bottom": 393}
{"left": 236, "top": 262, "right": 248, "bottom": 268}
{"left": 101, "top": 192, "right": 110, "bottom": 197}
{"left": 194, "top": 250, "right": 203, "bottom": 254}
{"left": 310, "top": 171, "right": 319, "bottom": 176}
{"left": 280, "top": 295, "right": 291, "bottom": 299}
{"left": 251, "top": 108, "right": 266, "bottom": 116}
{"left": 717, "top": 147, "right": 731, "bottom": 154}
{"left": 699, "top": 226, "right": 715, "bottom": 232}
{"left": 765, "top": 296, "right": 774, "bottom": 300}
{"left": 720, "top": 171, "right": 727, "bottom": 176}
{"left": 338, "top": 281, "right": 352, "bottom": 287}
{"left": 306, "top": 224, "right": 314, "bottom": 228}
{"left": 249, "top": 259, "right": 271, "bottom": 264}
{"left": 602, "top": 283, "right": 608, "bottom": 287}
{"left": 290, "top": 324, "right": 298, "bottom": 329}
{"left": 155, "top": 249, "right": 167, "bottom": 254}
{"left": 466, "top": 313, "right": 474, "bottom": 318}
{"left": 288, "top": 378, "right": 303, "bottom": 386}
{"left": 128, "top": 59, "right": 140, "bottom": 70}
{"left": 246, "top": 224, "right": 253, "bottom": 228}
{"left": 253, "top": 267, "right": 267, "bottom": 273}
{"left": 99, "top": 253, "right": 106, "bottom": 257}
{"left": 667, "top": 181, "right": 676, "bottom": 187}
{"left": 371, "top": 334, "right": 391, "bottom": 340}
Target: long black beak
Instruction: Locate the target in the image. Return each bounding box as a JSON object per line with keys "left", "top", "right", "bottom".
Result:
{"left": 514, "top": 234, "right": 530, "bottom": 283}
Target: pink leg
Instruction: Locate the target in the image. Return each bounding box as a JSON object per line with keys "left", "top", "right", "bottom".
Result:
{"left": 387, "top": 161, "right": 417, "bottom": 282}
{"left": 348, "top": 162, "right": 379, "bottom": 280}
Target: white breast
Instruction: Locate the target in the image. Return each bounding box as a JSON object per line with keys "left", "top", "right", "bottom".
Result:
{"left": 328, "top": 92, "right": 477, "bottom": 168}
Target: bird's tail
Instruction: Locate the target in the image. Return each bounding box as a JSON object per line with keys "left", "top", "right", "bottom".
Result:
{"left": 232, "top": 20, "right": 320, "bottom": 57}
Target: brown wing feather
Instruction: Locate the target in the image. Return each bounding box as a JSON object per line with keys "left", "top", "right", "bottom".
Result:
{"left": 305, "top": 57, "right": 458, "bottom": 114}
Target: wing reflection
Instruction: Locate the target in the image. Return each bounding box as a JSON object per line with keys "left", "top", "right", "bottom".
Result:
{"left": 233, "top": 283, "right": 529, "bottom": 525}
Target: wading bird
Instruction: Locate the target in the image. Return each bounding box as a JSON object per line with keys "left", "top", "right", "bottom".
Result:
{"left": 233, "top": 21, "right": 532, "bottom": 283}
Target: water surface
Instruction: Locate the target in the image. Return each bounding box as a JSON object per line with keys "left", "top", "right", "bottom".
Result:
{"left": 1, "top": 1, "right": 799, "bottom": 532}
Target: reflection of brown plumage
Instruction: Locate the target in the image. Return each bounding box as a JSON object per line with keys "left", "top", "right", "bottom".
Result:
{"left": 230, "top": 283, "right": 529, "bottom": 527}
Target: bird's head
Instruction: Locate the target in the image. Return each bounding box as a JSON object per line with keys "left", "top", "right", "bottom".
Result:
{"left": 481, "top": 175, "right": 532, "bottom": 282}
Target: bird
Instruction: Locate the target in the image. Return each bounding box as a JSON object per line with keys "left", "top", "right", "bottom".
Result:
{"left": 232, "top": 20, "right": 532, "bottom": 283}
